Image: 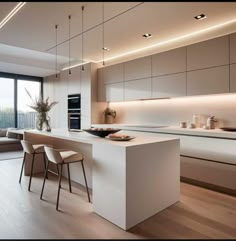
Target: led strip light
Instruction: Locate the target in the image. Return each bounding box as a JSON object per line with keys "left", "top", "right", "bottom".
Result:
{"left": 0, "top": 2, "right": 26, "bottom": 29}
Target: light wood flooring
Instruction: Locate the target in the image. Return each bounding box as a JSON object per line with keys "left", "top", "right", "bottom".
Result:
{"left": 0, "top": 157, "right": 235, "bottom": 239}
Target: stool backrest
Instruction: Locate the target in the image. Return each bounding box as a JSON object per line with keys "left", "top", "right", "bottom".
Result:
{"left": 21, "top": 140, "right": 34, "bottom": 154}
{"left": 44, "top": 146, "right": 62, "bottom": 164}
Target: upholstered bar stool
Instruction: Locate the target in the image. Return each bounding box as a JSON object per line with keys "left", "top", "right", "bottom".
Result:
{"left": 19, "top": 140, "right": 48, "bottom": 191}
{"left": 41, "top": 146, "right": 90, "bottom": 210}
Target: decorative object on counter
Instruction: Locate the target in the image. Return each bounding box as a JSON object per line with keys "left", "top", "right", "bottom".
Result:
{"left": 188, "top": 123, "right": 196, "bottom": 129}
{"left": 206, "top": 116, "right": 217, "bottom": 129}
{"left": 83, "top": 127, "right": 120, "bottom": 137}
{"left": 180, "top": 122, "right": 187, "bottom": 128}
{"left": 103, "top": 107, "right": 116, "bottom": 124}
{"left": 106, "top": 133, "right": 135, "bottom": 141}
{"left": 193, "top": 114, "right": 201, "bottom": 128}
{"left": 220, "top": 127, "right": 236, "bottom": 132}
{"left": 25, "top": 88, "right": 58, "bottom": 132}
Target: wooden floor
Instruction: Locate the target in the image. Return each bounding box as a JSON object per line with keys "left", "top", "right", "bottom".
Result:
{"left": 0, "top": 157, "right": 235, "bottom": 239}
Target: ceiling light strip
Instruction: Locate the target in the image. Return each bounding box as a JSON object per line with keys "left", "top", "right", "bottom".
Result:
{"left": 0, "top": 2, "right": 26, "bottom": 29}
{"left": 61, "top": 61, "right": 90, "bottom": 71}
{"left": 97, "top": 18, "right": 236, "bottom": 63}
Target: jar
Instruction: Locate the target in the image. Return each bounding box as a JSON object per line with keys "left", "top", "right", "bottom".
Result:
{"left": 193, "top": 114, "right": 201, "bottom": 128}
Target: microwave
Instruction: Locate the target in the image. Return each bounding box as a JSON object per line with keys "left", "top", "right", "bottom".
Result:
{"left": 68, "top": 94, "right": 80, "bottom": 111}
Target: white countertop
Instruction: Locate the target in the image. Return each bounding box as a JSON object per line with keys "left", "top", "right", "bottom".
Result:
{"left": 91, "top": 124, "right": 236, "bottom": 139}
{"left": 24, "top": 129, "right": 178, "bottom": 147}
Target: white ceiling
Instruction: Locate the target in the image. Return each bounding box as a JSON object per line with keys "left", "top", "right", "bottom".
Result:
{"left": 0, "top": 2, "right": 236, "bottom": 77}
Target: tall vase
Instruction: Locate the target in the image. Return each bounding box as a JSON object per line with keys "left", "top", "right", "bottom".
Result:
{"left": 36, "top": 112, "right": 51, "bottom": 131}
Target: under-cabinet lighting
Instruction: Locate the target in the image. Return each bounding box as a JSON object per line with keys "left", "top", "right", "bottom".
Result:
{"left": 0, "top": 2, "right": 26, "bottom": 29}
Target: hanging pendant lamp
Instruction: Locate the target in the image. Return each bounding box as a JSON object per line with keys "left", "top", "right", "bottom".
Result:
{"left": 81, "top": 6, "right": 84, "bottom": 71}
{"left": 102, "top": 2, "right": 105, "bottom": 66}
{"left": 68, "top": 15, "right": 71, "bottom": 74}
{"left": 55, "top": 24, "right": 58, "bottom": 79}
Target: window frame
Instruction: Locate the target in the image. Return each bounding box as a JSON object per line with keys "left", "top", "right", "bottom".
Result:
{"left": 0, "top": 71, "right": 43, "bottom": 128}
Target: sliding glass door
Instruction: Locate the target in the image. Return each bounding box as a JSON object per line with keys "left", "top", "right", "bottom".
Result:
{"left": 0, "top": 78, "right": 15, "bottom": 128}
{"left": 0, "top": 74, "right": 42, "bottom": 129}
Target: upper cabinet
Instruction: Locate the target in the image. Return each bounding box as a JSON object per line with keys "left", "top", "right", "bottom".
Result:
{"left": 99, "top": 63, "right": 124, "bottom": 84}
{"left": 187, "top": 36, "right": 229, "bottom": 71}
{"left": 124, "top": 56, "right": 151, "bottom": 81}
{"left": 230, "top": 33, "right": 236, "bottom": 64}
{"left": 187, "top": 66, "right": 229, "bottom": 96}
{"left": 152, "top": 47, "right": 186, "bottom": 76}
{"left": 105, "top": 82, "right": 124, "bottom": 102}
{"left": 230, "top": 64, "right": 236, "bottom": 93}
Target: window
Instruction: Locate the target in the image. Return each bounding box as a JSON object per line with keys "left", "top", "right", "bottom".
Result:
{"left": 0, "top": 78, "right": 15, "bottom": 128}
{"left": 0, "top": 73, "right": 42, "bottom": 129}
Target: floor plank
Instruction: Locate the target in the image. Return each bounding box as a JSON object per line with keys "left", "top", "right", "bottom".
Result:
{"left": 0, "top": 157, "right": 235, "bottom": 239}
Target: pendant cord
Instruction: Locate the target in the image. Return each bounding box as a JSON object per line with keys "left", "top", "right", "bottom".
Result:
{"left": 81, "top": 6, "right": 84, "bottom": 71}
{"left": 68, "top": 15, "right": 71, "bottom": 74}
{"left": 102, "top": 2, "right": 105, "bottom": 66}
{"left": 55, "top": 24, "right": 58, "bottom": 79}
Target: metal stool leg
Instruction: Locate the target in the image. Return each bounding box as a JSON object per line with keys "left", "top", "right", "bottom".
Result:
{"left": 40, "top": 159, "right": 49, "bottom": 200}
{"left": 43, "top": 152, "right": 48, "bottom": 179}
{"left": 56, "top": 165, "right": 63, "bottom": 211}
{"left": 19, "top": 152, "right": 26, "bottom": 183}
{"left": 67, "top": 163, "right": 72, "bottom": 193}
{"left": 28, "top": 153, "right": 35, "bottom": 191}
{"left": 81, "top": 160, "right": 91, "bottom": 202}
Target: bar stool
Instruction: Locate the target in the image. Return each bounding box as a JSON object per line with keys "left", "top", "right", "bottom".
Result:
{"left": 19, "top": 140, "right": 48, "bottom": 191}
{"left": 41, "top": 146, "right": 91, "bottom": 210}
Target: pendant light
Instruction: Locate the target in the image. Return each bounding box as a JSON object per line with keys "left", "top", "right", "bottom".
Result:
{"left": 81, "top": 5, "right": 84, "bottom": 71}
{"left": 68, "top": 15, "right": 71, "bottom": 74}
{"left": 55, "top": 24, "right": 58, "bottom": 79}
{"left": 102, "top": 2, "right": 105, "bottom": 66}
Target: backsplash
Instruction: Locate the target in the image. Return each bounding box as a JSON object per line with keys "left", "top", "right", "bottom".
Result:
{"left": 109, "top": 93, "right": 236, "bottom": 128}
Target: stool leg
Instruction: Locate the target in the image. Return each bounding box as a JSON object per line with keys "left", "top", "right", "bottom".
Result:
{"left": 40, "top": 159, "right": 49, "bottom": 200}
{"left": 19, "top": 152, "right": 26, "bottom": 183}
{"left": 43, "top": 152, "right": 48, "bottom": 179}
{"left": 67, "top": 163, "right": 72, "bottom": 193}
{"left": 56, "top": 164, "right": 63, "bottom": 211}
{"left": 28, "top": 153, "right": 35, "bottom": 191}
{"left": 81, "top": 160, "right": 90, "bottom": 202}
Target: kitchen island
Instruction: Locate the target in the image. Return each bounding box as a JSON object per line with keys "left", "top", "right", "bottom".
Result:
{"left": 23, "top": 129, "right": 180, "bottom": 230}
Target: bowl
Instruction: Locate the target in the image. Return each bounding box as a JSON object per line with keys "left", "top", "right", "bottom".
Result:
{"left": 83, "top": 128, "right": 121, "bottom": 137}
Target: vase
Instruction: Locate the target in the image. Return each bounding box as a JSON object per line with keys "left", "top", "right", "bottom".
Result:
{"left": 105, "top": 115, "right": 114, "bottom": 124}
{"left": 36, "top": 112, "right": 51, "bottom": 132}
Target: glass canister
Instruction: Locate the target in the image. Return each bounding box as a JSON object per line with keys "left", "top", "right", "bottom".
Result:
{"left": 193, "top": 114, "right": 201, "bottom": 128}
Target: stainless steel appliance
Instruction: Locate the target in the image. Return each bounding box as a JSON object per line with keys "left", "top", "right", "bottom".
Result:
{"left": 68, "top": 94, "right": 81, "bottom": 131}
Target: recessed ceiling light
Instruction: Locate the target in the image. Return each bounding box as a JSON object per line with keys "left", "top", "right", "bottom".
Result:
{"left": 194, "top": 14, "right": 207, "bottom": 20}
{"left": 143, "top": 33, "right": 152, "bottom": 38}
{"left": 102, "top": 47, "right": 110, "bottom": 51}
{"left": 0, "top": 2, "right": 26, "bottom": 29}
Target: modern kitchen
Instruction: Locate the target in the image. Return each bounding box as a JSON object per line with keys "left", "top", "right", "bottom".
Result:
{"left": 0, "top": 2, "right": 236, "bottom": 239}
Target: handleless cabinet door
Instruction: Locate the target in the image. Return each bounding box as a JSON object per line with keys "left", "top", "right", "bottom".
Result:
{"left": 97, "top": 68, "right": 105, "bottom": 102}
{"left": 152, "top": 47, "right": 186, "bottom": 76}
{"left": 105, "top": 82, "right": 124, "bottom": 102}
{"left": 187, "top": 36, "right": 229, "bottom": 71}
{"left": 187, "top": 66, "right": 229, "bottom": 96}
{"left": 124, "top": 56, "right": 151, "bottom": 81}
{"left": 124, "top": 78, "right": 151, "bottom": 101}
{"left": 230, "top": 64, "right": 236, "bottom": 93}
{"left": 230, "top": 33, "right": 236, "bottom": 64}
{"left": 68, "top": 67, "right": 81, "bottom": 94}
{"left": 152, "top": 73, "right": 186, "bottom": 98}
{"left": 102, "top": 63, "right": 124, "bottom": 84}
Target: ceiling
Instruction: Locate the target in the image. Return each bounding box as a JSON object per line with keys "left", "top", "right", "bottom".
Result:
{"left": 0, "top": 2, "right": 236, "bottom": 77}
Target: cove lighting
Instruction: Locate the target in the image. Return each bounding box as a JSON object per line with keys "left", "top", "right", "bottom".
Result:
{"left": 0, "top": 2, "right": 26, "bottom": 29}
{"left": 61, "top": 61, "right": 90, "bottom": 71}
{"left": 95, "top": 18, "right": 236, "bottom": 63}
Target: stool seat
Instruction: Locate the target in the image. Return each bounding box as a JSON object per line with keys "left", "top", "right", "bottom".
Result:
{"left": 60, "top": 150, "right": 83, "bottom": 163}
{"left": 33, "top": 144, "right": 45, "bottom": 154}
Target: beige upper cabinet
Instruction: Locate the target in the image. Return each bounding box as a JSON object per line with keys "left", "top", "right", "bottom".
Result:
{"left": 124, "top": 78, "right": 152, "bottom": 101}
{"left": 152, "top": 47, "right": 186, "bottom": 76}
{"left": 230, "top": 64, "right": 236, "bottom": 93}
{"left": 124, "top": 56, "right": 151, "bottom": 81}
{"left": 105, "top": 82, "right": 124, "bottom": 102}
{"left": 230, "top": 33, "right": 236, "bottom": 64}
{"left": 187, "top": 66, "right": 229, "bottom": 96}
{"left": 152, "top": 73, "right": 186, "bottom": 98}
{"left": 99, "top": 63, "right": 124, "bottom": 84}
{"left": 187, "top": 36, "right": 229, "bottom": 71}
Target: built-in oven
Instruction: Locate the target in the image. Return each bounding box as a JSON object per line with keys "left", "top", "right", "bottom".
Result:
{"left": 68, "top": 94, "right": 81, "bottom": 131}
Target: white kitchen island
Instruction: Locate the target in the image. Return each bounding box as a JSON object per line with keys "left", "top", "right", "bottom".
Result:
{"left": 23, "top": 129, "right": 180, "bottom": 230}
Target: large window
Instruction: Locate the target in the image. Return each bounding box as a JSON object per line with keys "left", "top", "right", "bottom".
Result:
{"left": 0, "top": 73, "right": 42, "bottom": 129}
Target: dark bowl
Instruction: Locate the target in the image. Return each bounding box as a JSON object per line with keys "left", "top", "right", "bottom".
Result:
{"left": 83, "top": 128, "right": 121, "bottom": 138}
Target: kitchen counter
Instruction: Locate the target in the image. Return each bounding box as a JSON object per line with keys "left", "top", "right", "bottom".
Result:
{"left": 23, "top": 129, "right": 180, "bottom": 230}
{"left": 92, "top": 124, "right": 236, "bottom": 140}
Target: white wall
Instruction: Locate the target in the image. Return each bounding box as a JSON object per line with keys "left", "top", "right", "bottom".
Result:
{"left": 109, "top": 93, "right": 236, "bottom": 128}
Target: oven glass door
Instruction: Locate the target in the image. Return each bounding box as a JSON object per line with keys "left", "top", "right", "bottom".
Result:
{"left": 68, "top": 95, "right": 80, "bottom": 110}
{"left": 69, "top": 114, "right": 81, "bottom": 130}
